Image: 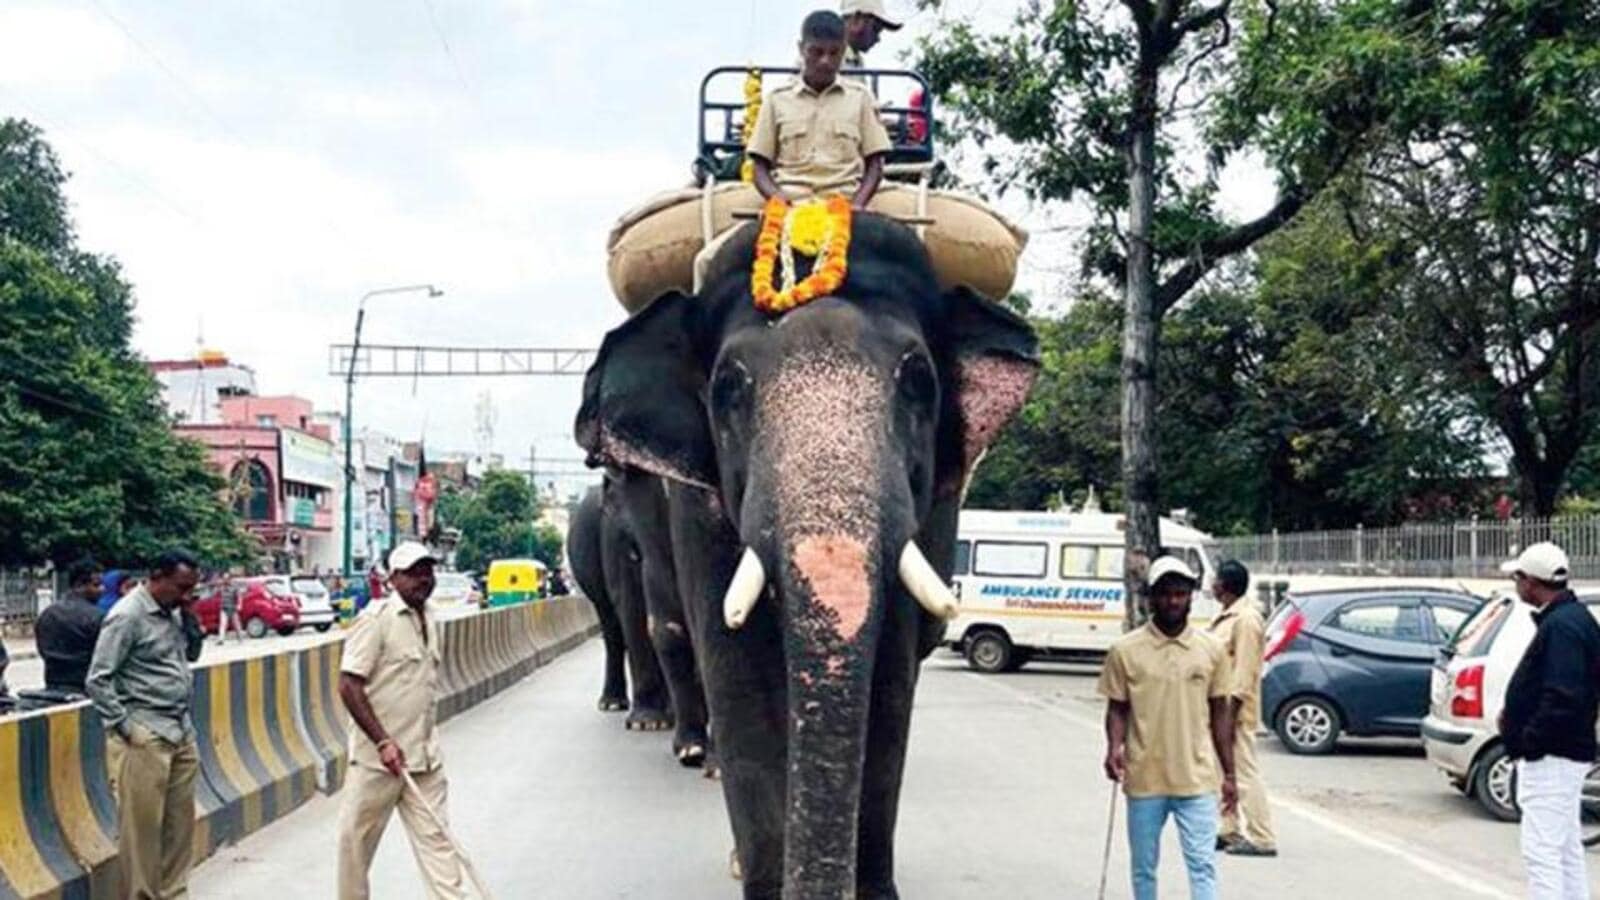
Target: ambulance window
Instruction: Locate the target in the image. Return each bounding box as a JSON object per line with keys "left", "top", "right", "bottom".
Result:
{"left": 954, "top": 541, "right": 971, "bottom": 576}
{"left": 973, "top": 542, "right": 1048, "bottom": 578}
{"left": 1097, "top": 547, "right": 1126, "bottom": 580}
{"left": 1060, "top": 545, "right": 1097, "bottom": 578}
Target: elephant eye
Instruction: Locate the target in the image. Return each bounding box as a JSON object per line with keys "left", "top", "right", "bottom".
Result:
{"left": 896, "top": 351, "right": 937, "bottom": 407}
{"left": 711, "top": 360, "right": 753, "bottom": 414}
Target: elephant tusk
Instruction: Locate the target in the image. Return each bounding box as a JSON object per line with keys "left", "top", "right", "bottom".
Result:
{"left": 899, "top": 542, "right": 959, "bottom": 620}
{"left": 723, "top": 548, "right": 767, "bottom": 630}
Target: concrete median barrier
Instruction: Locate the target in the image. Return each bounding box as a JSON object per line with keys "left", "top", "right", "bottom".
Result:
{"left": 0, "top": 595, "right": 596, "bottom": 898}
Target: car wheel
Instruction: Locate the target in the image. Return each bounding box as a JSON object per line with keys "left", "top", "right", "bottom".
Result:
{"left": 964, "top": 631, "right": 1013, "bottom": 674}
{"left": 245, "top": 617, "right": 267, "bottom": 639}
{"left": 1274, "top": 695, "right": 1341, "bottom": 755}
{"left": 1473, "top": 743, "right": 1520, "bottom": 822}
{"left": 315, "top": 623, "right": 333, "bottom": 633}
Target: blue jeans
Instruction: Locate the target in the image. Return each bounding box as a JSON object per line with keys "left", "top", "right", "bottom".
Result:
{"left": 1127, "top": 794, "right": 1218, "bottom": 900}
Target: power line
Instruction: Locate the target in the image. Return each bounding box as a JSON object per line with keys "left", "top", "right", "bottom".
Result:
{"left": 419, "top": 0, "right": 473, "bottom": 96}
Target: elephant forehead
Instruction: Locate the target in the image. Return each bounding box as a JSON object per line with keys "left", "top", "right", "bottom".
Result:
{"left": 759, "top": 349, "right": 887, "bottom": 541}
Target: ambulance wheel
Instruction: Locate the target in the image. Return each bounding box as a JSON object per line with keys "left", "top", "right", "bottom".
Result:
{"left": 965, "top": 631, "right": 1013, "bottom": 674}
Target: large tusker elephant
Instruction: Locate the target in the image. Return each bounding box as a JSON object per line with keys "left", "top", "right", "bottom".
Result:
{"left": 578, "top": 215, "right": 1039, "bottom": 898}
{"left": 568, "top": 475, "right": 712, "bottom": 763}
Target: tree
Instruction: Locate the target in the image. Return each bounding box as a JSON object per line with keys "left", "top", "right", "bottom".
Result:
{"left": 0, "top": 119, "right": 254, "bottom": 570}
{"left": 918, "top": 0, "right": 1432, "bottom": 625}
{"left": 435, "top": 470, "right": 562, "bottom": 574}
{"left": 1343, "top": 0, "right": 1600, "bottom": 515}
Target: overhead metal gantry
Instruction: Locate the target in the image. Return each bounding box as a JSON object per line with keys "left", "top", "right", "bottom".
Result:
{"left": 328, "top": 344, "right": 597, "bottom": 378}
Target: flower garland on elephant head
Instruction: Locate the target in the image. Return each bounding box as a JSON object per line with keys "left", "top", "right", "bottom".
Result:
{"left": 751, "top": 195, "right": 853, "bottom": 314}
{"left": 738, "top": 69, "right": 762, "bottom": 184}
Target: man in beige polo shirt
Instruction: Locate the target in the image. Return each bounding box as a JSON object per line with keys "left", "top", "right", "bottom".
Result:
{"left": 1099, "top": 557, "right": 1237, "bottom": 900}
{"left": 336, "top": 542, "right": 468, "bottom": 900}
{"left": 748, "top": 9, "right": 892, "bottom": 207}
{"left": 1208, "top": 559, "right": 1276, "bottom": 857}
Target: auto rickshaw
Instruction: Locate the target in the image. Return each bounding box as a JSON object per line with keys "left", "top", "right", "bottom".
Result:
{"left": 486, "top": 559, "right": 545, "bottom": 607}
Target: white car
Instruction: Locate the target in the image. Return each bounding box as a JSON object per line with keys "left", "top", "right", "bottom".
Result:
{"left": 1423, "top": 587, "right": 1600, "bottom": 821}
{"left": 287, "top": 575, "right": 338, "bottom": 632}
{"left": 428, "top": 572, "right": 483, "bottom": 614}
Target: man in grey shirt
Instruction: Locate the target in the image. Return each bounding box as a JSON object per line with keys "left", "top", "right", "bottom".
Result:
{"left": 86, "top": 549, "right": 204, "bottom": 900}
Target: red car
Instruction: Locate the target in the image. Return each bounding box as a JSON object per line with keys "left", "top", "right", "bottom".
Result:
{"left": 193, "top": 576, "right": 301, "bottom": 638}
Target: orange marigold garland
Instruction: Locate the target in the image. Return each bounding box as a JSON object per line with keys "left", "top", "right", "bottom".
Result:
{"left": 751, "top": 195, "right": 852, "bottom": 314}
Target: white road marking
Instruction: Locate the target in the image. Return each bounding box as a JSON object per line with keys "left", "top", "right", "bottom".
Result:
{"left": 956, "top": 668, "right": 1523, "bottom": 900}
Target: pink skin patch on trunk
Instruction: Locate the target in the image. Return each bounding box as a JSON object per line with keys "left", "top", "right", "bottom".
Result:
{"left": 792, "top": 535, "right": 872, "bottom": 642}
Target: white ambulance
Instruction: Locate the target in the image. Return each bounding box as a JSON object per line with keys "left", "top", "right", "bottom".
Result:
{"left": 946, "top": 508, "right": 1220, "bottom": 672}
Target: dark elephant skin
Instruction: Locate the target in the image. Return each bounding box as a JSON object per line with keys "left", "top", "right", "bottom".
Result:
{"left": 567, "top": 479, "right": 674, "bottom": 730}
{"left": 578, "top": 215, "right": 1039, "bottom": 899}
{"left": 566, "top": 486, "right": 630, "bottom": 712}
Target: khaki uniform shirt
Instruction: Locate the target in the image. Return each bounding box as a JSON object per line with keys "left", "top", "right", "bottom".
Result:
{"left": 748, "top": 77, "right": 892, "bottom": 198}
{"left": 1097, "top": 623, "right": 1231, "bottom": 798}
{"left": 1209, "top": 600, "right": 1266, "bottom": 729}
{"left": 85, "top": 586, "right": 196, "bottom": 744}
{"left": 341, "top": 593, "right": 443, "bottom": 773}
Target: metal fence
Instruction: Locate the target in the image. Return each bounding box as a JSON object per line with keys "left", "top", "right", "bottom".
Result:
{"left": 1213, "top": 516, "right": 1600, "bottom": 579}
{"left": 0, "top": 568, "right": 59, "bottom": 631}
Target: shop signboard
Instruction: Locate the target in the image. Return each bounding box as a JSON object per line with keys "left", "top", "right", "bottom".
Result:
{"left": 281, "top": 429, "right": 338, "bottom": 489}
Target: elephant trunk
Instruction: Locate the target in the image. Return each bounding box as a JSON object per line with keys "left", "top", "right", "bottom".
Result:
{"left": 781, "top": 531, "right": 882, "bottom": 898}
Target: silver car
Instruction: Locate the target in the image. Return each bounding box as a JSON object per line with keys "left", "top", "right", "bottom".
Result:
{"left": 287, "top": 575, "right": 339, "bottom": 633}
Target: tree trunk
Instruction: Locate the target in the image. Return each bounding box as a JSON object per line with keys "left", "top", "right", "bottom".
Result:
{"left": 1121, "top": 61, "right": 1161, "bottom": 633}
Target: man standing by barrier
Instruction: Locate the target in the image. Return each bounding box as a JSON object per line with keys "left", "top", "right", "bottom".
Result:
{"left": 1100, "top": 556, "right": 1237, "bottom": 900}
{"left": 86, "top": 550, "right": 205, "bottom": 900}
{"left": 36, "top": 558, "right": 105, "bottom": 693}
{"left": 216, "top": 573, "right": 245, "bottom": 645}
{"left": 1499, "top": 542, "right": 1600, "bottom": 900}
{"left": 1208, "top": 560, "right": 1276, "bottom": 857}
{"left": 337, "top": 541, "right": 469, "bottom": 900}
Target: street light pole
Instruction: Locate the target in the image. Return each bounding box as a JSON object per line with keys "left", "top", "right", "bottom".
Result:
{"left": 343, "top": 283, "right": 443, "bottom": 580}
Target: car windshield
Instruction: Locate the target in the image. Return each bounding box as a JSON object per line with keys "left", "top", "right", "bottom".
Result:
{"left": 1448, "top": 594, "right": 1514, "bottom": 658}
{"left": 262, "top": 579, "right": 294, "bottom": 598}
{"left": 434, "top": 574, "right": 470, "bottom": 592}
{"left": 291, "top": 578, "right": 327, "bottom": 595}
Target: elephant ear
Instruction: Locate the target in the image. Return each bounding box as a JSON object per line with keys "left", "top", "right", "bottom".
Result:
{"left": 575, "top": 292, "right": 718, "bottom": 491}
{"left": 935, "top": 288, "right": 1041, "bottom": 495}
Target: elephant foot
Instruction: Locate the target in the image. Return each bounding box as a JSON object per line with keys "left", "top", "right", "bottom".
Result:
{"left": 597, "top": 695, "right": 629, "bottom": 712}
{"left": 675, "top": 742, "right": 706, "bottom": 768}
{"left": 855, "top": 884, "right": 899, "bottom": 900}
{"left": 702, "top": 758, "right": 722, "bottom": 780}
{"left": 728, "top": 848, "right": 743, "bottom": 882}
{"left": 625, "top": 708, "right": 674, "bottom": 732}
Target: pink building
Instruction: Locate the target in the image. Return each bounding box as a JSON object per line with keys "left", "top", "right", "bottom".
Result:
{"left": 175, "top": 395, "right": 340, "bottom": 572}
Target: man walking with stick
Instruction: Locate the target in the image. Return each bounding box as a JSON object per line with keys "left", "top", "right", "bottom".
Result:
{"left": 1499, "top": 542, "right": 1600, "bottom": 900}
{"left": 337, "top": 542, "right": 476, "bottom": 900}
{"left": 1099, "top": 556, "right": 1237, "bottom": 900}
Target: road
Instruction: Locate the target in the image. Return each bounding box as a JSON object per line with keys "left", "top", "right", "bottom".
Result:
{"left": 189, "top": 639, "right": 1583, "bottom": 899}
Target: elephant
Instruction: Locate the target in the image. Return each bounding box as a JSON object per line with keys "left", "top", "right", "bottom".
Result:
{"left": 577, "top": 214, "right": 1039, "bottom": 899}
{"left": 568, "top": 475, "right": 712, "bottom": 765}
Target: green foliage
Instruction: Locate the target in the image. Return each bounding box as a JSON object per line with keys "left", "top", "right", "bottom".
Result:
{"left": 0, "top": 119, "right": 254, "bottom": 569}
{"left": 436, "top": 470, "right": 561, "bottom": 573}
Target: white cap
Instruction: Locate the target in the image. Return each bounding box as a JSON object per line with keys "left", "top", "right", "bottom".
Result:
{"left": 841, "top": 0, "right": 903, "bottom": 29}
{"left": 1501, "top": 542, "right": 1570, "bottom": 582}
{"left": 1147, "top": 556, "right": 1199, "bottom": 589}
{"left": 388, "top": 542, "right": 438, "bottom": 574}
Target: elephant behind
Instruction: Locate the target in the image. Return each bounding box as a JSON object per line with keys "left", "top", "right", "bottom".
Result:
{"left": 579, "top": 213, "right": 1039, "bottom": 899}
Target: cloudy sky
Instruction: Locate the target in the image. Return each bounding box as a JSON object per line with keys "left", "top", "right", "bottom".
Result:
{"left": 1, "top": 0, "right": 1271, "bottom": 498}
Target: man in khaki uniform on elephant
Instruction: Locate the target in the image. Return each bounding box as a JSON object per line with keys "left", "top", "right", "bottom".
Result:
{"left": 337, "top": 542, "right": 470, "bottom": 900}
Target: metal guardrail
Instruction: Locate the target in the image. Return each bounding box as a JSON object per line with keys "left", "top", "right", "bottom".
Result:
{"left": 1214, "top": 516, "right": 1600, "bottom": 579}
{"left": 1, "top": 568, "right": 57, "bottom": 629}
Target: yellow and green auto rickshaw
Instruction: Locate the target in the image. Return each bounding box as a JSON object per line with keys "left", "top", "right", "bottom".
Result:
{"left": 486, "top": 559, "right": 545, "bottom": 607}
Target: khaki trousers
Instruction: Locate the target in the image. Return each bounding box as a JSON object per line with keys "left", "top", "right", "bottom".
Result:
{"left": 1220, "top": 723, "right": 1276, "bottom": 849}
{"left": 111, "top": 726, "right": 199, "bottom": 900}
{"left": 337, "top": 764, "right": 470, "bottom": 900}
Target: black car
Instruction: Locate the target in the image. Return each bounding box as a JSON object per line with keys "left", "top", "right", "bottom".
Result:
{"left": 1260, "top": 586, "right": 1482, "bottom": 754}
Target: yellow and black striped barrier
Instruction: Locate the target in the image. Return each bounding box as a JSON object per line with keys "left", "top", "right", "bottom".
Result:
{"left": 0, "top": 595, "right": 597, "bottom": 899}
